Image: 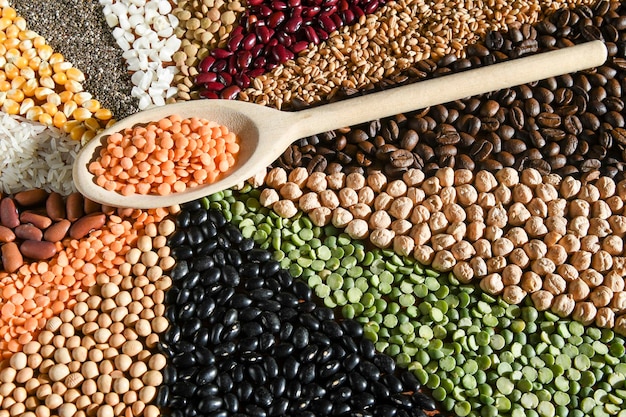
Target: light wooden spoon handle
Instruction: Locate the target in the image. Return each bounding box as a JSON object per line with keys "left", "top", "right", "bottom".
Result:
{"left": 289, "top": 40, "right": 607, "bottom": 138}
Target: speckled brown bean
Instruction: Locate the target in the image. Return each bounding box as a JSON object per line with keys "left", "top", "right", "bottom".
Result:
{"left": 69, "top": 213, "right": 106, "bottom": 239}
{"left": 14, "top": 189, "right": 48, "bottom": 206}
{"left": 44, "top": 220, "right": 71, "bottom": 242}
{"left": 20, "top": 241, "right": 57, "bottom": 260}
{"left": 0, "top": 198, "right": 19, "bottom": 228}
{"left": 1, "top": 242, "right": 23, "bottom": 273}
{"left": 46, "top": 192, "right": 66, "bottom": 220}
{"left": 66, "top": 193, "right": 85, "bottom": 222}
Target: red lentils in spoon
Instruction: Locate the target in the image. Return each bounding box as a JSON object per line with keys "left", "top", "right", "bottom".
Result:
{"left": 89, "top": 114, "right": 240, "bottom": 196}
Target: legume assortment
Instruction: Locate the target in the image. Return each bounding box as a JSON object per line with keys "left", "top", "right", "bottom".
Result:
{"left": 2, "top": 1, "right": 626, "bottom": 417}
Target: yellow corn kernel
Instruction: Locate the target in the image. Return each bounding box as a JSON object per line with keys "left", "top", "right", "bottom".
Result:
{"left": 105, "top": 119, "right": 117, "bottom": 129}
{"left": 25, "top": 105, "right": 43, "bottom": 121}
{"left": 10, "top": 75, "right": 24, "bottom": 89}
{"left": 39, "top": 76, "right": 54, "bottom": 89}
{"left": 52, "top": 72, "right": 67, "bottom": 85}
{"left": 70, "top": 125, "right": 86, "bottom": 141}
{"left": 3, "top": 37, "right": 19, "bottom": 50}
{"left": 46, "top": 93, "right": 61, "bottom": 106}
{"left": 72, "top": 107, "right": 92, "bottom": 122}
{"left": 38, "top": 112, "right": 53, "bottom": 126}
{"left": 94, "top": 108, "right": 113, "bottom": 121}
{"left": 66, "top": 67, "right": 85, "bottom": 82}
{"left": 0, "top": 80, "right": 10, "bottom": 92}
{"left": 5, "top": 24, "right": 19, "bottom": 39}
{"left": 37, "top": 61, "right": 52, "bottom": 77}
{"left": 40, "top": 102, "right": 58, "bottom": 116}
{"left": 14, "top": 17, "right": 26, "bottom": 31}
{"left": 81, "top": 129, "right": 96, "bottom": 143}
{"left": 63, "top": 119, "right": 81, "bottom": 133}
{"left": 0, "top": 44, "right": 6, "bottom": 56}
{"left": 0, "top": 17, "right": 11, "bottom": 31}
{"left": 18, "top": 30, "right": 37, "bottom": 41}
{"left": 20, "top": 67, "right": 35, "bottom": 80}
{"left": 34, "top": 87, "right": 53, "bottom": 101}
{"left": 73, "top": 92, "right": 92, "bottom": 105}
{"left": 24, "top": 49, "right": 38, "bottom": 63}
{"left": 2, "top": 98, "right": 19, "bottom": 115}
{"left": 37, "top": 44, "right": 52, "bottom": 61}
{"left": 21, "top": 78, "right": 37, "bottom": 96}
{"left": 59, "top": 90, "right": 73, "bottom": 103}
{"left": 53, "top": 110, "right": 67, "bottom": 129}
{"left": 13, "top": 55, "right": 27, "bottom": 69}
{"left": 82, "top": 99, "right": 101, "bottom": 113}
{"left": 19, "top": 97, "right": 34, "bottom": 113}
{"left": 4, "top": 62, "right": 18, "bottom": 79}
{"left": 49, "top": 52, "right": 64, "bottom": 65}
{"left": 52, "top": 61, "right": 72, "bottom": 73}
{"left": 65, "top": 80, "right": 83, "bottom": 94}
{"left": 6, "top": 88, "right": 24, "bottom": 102}
{"left": 18, "top": 38, "right": 32, "bottom": 51}
{"left": 2, "top": 7, "right": 17, "bottom": 19}
{"left": 0, "top": 91, "right": 5, "bottom": 107}
{"left": 5, "top": 47, "right": 18, "bottom": 61}
{"left": 83, "top": 117, "right": 101, "bottom": 132}
{"left": 32, "top": 36, "right": 45, "bottom": 48}
{"left": 63, "top": 100, "right": 77, "bottom": 118}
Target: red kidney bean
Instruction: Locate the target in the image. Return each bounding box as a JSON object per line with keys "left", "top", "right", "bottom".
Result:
{"left": 203, "top": 81, "right": 226, "bottom": 91}
{"left": 0, "top": 198, "right": 19, "bottom": 228}
{"left": 15, "top": 224, "right": 43, "bottom": 241}
{"left": 1, "top": 242, "right": 23, "bottom": 273}
{"left": 219, "top": 72, "right": 233, "bottom": 85}
{"left": 196, "top": 72, "right": 217, "bottom": 84}
{"left": 256, "top": 26, "right": 273, "bottom": 43}
{"left": 66, "top": 192, "right": 84, "bottom": 222}
{"left": 198, "top": 56, "right": 215, "bottom": 73}
{"left": 20, "top": 212, "right": 52, "bottom": 230}
{"left": 14, "top": 189, "right": 48, "bottom": 206}
{"left": 228, "top": 33, "right": 244, "bottom": 51}
{"left": 44, "top": 220, "right": 71, "bottom": 242}
{"left": 83, "top": 198, "right": 102, "bottom": 215}
{"left": 237, "top": 51, "right": 253, "bottom": 69}
{"left": 220, "top": 86, "right": 242, "bottom": 100}
{"left": 199, "top": 90, "right": 219, "bottom": 99}
{"left": 69, "top": 213, "right": 106, "bottom": 240}
{"left": 292, "top": 41, "right": 309, "bottom": 54}
{"left": 20, "top": 240, "right": 57, "bottom": 261}
{"left": 242, "top": 33, "right": 257, "bottom": 50}
{"left": 285, "top": 16, "right": 303, "bottom": 33}
{"left": 46, "top": 192, "right": 66, "bottom": 220}
{"left": 304, "top": 26, "right": 319, "bottom": 43}
{"left": 0, "top": 226, "right": 15, "bottom": 243}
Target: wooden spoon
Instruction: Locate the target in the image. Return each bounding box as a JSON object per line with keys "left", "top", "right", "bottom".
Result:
{"left": 74, "top": 40, "right": 607, "bottom": 209}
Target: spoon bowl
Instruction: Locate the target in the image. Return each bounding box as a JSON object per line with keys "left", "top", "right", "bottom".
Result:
{"left": 74, "top": 41, "right": 608, "bottom": 209}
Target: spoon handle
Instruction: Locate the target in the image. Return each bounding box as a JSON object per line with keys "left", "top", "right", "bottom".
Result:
{"left": 289, "top": 40, "right": 607, "bottom": 138}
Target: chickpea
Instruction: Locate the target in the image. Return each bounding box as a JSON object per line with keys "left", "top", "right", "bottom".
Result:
{"left": 573, "top": 302, "right": 597, "bottom": 325}
{"left": 602, "top": 235, "right": 623, "bottom": 255}
{"left": 493, "top": 184, "right": 512, "bottom": 205}
{"left": 560, "top": 176, "right": 582, "bottom": 199}
{"left": 288, "top": 167, "right": 309, "bottom": 187}
{"left": 545, "top": 216, "right": 567, "bottom": 235}
{"left": 568, "top": 278, "right": 591, "bottom": 301}
{"left": 509, "top": 248, "right": 530, "bottom": 268}
{"left": 393, "top": 236, "right": 415, "bottom": 257}
{"left": 480, "top": 273, "right": 504, "bottom": 295}
{"left": 594, "top": 176, "right": 616, "bottom": 199}
{"left": 470, "top": 257, "right": 488, "bottom": 278}
{"left": 570, "top": 251, "right": 592, "bottom": 271}
{"left": 477, "top": 192, "right": 496, "bottom": 209}
{"left": 456, "top": 184, "right": 478, "bottom": 206}
{"left": 592, "top": 250, "right": 613, "bottom": 272}
{"left": 431, "top": 234, "right": 456, "bottom": 251}
{"left": 569, "top": 199, "right": 590, "bottom": 217}
{"left": 429, "top": 212, "right": 448, "bottom": 234}
{"left": 609, "top": 215, "right": 626, "bottom": 236}
{"left": 414, "top": 245, "right": 435, "bottom": 265}
{"left": 331, "top": 207, "right": 353, "bottom": 228}
{"left": 345, "top": 172, "right": 366, "bottom": 190}
{"left": 308, "top": 206, "right": 332, "bottom": 226}
{"left": 474, "top": 170, "right": 498, "bottom": 192}
{"left": 272, "top": 200, "right": 298, "bottom": 218}
{"left": 369, "top": 229, "right": 395, "bottom": 249}
{"left": 596, "top": 307, "right": 615, "bottom": 329}
{"left": 345, "top": 219, "right": 369, "bottom": 240}
{"left": 612, "top": 291, "right": 626, "bottom": 313}
{"left": 453, "top": 262, "right": 474, "bottom": 283}
{"left": 306, "top": 172, "right": 328, "bottom": 192}
{"left": 490, "top": 237, "right": 513, "bottom": 257}
{"left": 486, "top": 256, "right": 507, "bottom": 274}
{"left": 525, "top": 216, "right": 548, "bottom": 237}
{"left": 546, "top": 245, "right": 567, "bottom": 266}
{"left": 298, "top": 192, "right": 321, "bottom": 212}
{"left": 450, "top": 240, "right": 475, "bottom": 261}
{"left": 618, "top": 179, "right": 626, "bottom": 199}
{"left": 447, "top": 222, "right": 466, "bottom": 242}
{"left": 547, "top": 198, "right": 567, "bottom": 217}
{"left": 495, "top": 168, "right": 519, "bottom": 187}
{"left": 440, "top": 187, "right": 457, "bottom": 206}
{"left": 319, "top": 190, "right": 340, "bottom": 209}
{"left": 423, "top": 195, "right": 443, "bottom": 213}
{"left": 502, "top": 264, "right": 523, "bottom": 286}
{"left": 539, "top": 269, "right": 562, "bottom": 293}
{"left": 338, "top": 188, "right": 358, "bottom": 208}
{"left": 604, "top": 271, "right": 625, "bottom": 292}
{"left": 558, "top": 234, "right": 581, "bottom": 254}
{"left": 578, "top": 183, "right": 600, "bottom": 203}
{"left": 486, "top": 204, "right": 507, "bottom": 228}
{"left": 544, "top": 173, "right": 562, "bottom": 187}
{"left": 454, "top": 169, "right": 474, "bottom": 186}
{"left": 606, "top": 195, "right": 623, "bottom": 212}
{"left": 591, "top": 200, "right": 612, "bottom": 220}
{"left": 327, "top": 172, "right": 346, "bottom": 190}
{"left": 512, "top": 183, "right": 533, "bottom": 204}
{"left": 386, "top": 180, "right": 408, "bottom": 198}
{"left": 508, "top": 203, "right": 531, "bottom": 226}
{"left": 531, "top": 290, "right": 554, "bottom": 311}
{"left": 410, "top": 223, "right": 431, "bottom": 246}
{"left": 524, "top": 240, "right": 547, "bottom": 260}
{"left": 527, "top": 198, "right": 548, "bottom": 217}
{"left": 466, "top": 205, "right": 484, "bottom": 222}
{"left": 589, "top": 218, "right": 611, "bottom": 239}
{"left": 391, "top": 219, "right": 412, "bottom": 235}
{"left": 503, "top": 285, "right": 526, "bottom": 305}
{"left": 590, "top": 286, "right": 613, "bottom": 307}
{"left": 266, "top": 167, "right": 287, "bottom": 188}
{"left": 521, "top": 168, "right": 542, "bottom": 186}
{"left": 521, "top": 271, "right": 543, "bottom": 293}
{"left": 484, "top": 225, "right": 503, "bottom": 241}
{"left": 473, "top": 239, "right": 492, "bottom": 258}
{"left": 402, "top": 169, "right": 425, "bottom": 187}
{"left": 580, "top": 269, "right": 603, "bottom": 287}
{"left": 368, "top": 210, "right": 391, "bottom": 230}
{"left": 551, "top": 294, "right": 575, "bottom": 318}
{"left": 466, "top": 221, "right": 485, "bottom": 242}
{"left": 406, "top": 187, "right": 425, "bottom": 205}
{"left": 505, "top": 227, "right": 528, "bottom": 247}
{"left": 373, "top": 192, "right": 394, "bottom": 211}
{"left": 389, "top": 197, "right": 414, "bottom": 220}
{"left": 443, "top": 203, "right": 465, "bottom": 223}
{"left": 358, "top": 186, "right": 375, "bottom": 205}
{"left": 422, "top": 177, "right": 441, "bottom": 195}
{"left": 434, "top": 167, "right": 454, "bottom": 187}
{"left": 544, "top": 231, "right": 563, "bottom": 247}
{"left": 432, "top": 250, "right": 457, "bottom": 271}
{"left": 367, "top": 171, "right": 387, "bottom": 192}
{"left": 410, "top": 205, "right": 430, "bottom": 224}
{"left": 536, "top": 183, "right": 558, "bottom": 202}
